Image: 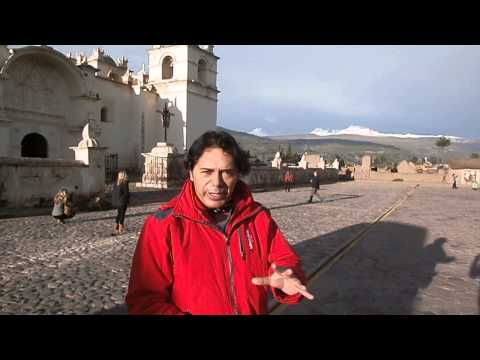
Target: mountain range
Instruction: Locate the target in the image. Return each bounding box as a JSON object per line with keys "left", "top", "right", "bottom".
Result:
{"left": 218, "top": 126, "right": 480, "bottom": 164}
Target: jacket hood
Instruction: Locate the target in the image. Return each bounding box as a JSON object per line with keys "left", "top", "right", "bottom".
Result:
{"left": 163, "top": 179, "right": 263, "bottom": 230}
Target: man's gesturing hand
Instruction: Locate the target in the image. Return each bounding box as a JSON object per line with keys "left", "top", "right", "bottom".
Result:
{"left": 251, "top": 263, "right": 314, "bottom": 300}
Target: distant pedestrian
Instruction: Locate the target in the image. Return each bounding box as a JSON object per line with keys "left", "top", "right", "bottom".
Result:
{"left": 452, "top": 173, "right": 458, "bottom": 189}
{"left": 51, "top": 189, "right": 75, "bottom": 224}
{"left": 307, "top": 170, "right": 323, "bottom": 203}
{"left": 284, "top": 170, "right": 294, "bottom": 192}
{"left": 112, "top": 170, "right": 130, "bottom": 235}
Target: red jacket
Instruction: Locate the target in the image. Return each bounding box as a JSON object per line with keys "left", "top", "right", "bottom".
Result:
{"left": 126, "top": 179, "right": 307, "bottom": 315}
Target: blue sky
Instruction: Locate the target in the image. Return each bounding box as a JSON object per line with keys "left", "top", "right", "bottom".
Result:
{"left": 12, "top": 45, "right": 480, "bottom": 139}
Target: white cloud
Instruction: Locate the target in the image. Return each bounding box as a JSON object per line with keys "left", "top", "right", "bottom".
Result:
{"left": 249, "top": 128, "right": 269, "bottom": 137}
{"left": 311, "top": 125, "right": 463, "bottom": 140}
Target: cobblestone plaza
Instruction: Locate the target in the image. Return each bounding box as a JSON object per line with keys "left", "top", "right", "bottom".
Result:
{"left": 1, "top": 181, "right": 479, "bottom": 315}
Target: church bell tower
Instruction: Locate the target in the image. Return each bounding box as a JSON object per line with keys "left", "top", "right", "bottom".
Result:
{"left": 147, "top": 45, "right": 219, "bottom": 152}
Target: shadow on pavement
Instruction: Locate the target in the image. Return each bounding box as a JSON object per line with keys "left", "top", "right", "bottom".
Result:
{"left": 95, "top": 221, "right": 458, "bottom": 315}
{"left": 284, "top": 221, "right": 457, "bottom": 315}
{"left": 469, "top": 254, "right": 480, "bottom": 314}
{"left": 269, "top": 194, "right": 362, "bottom": 211}
{"left": 76, "top": 211, "right": 156, "bottom": 223}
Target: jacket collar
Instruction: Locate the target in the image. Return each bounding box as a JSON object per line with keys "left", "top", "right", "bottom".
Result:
{"left": 165, "top": 179, "right": 262, "bottom": 230}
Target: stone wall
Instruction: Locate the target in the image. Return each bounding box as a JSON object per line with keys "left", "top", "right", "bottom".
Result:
{"left": 359, "top": 171, "right": 446, "bottom": 184}
{"left": 0, "top": 157, "right": 104, "bottom": 208}
{"left": 450, "top": 168, "right": 480, "bottom": 186}
{"left": 242, "top": 167, "right": 338, "bottom": 188}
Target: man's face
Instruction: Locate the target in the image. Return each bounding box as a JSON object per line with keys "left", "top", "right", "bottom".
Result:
{"left": 189, "top": 147, "right": 239, "bottom": 209}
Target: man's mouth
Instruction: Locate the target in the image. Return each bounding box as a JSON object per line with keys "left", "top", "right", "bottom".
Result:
{"left": 207, "top": 190, "right": 227, "bottom": 201}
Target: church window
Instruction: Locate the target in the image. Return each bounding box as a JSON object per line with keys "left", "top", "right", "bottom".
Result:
{"left": 162, "top": 56, "right": 174, "bottom": 80}
{"left": 21, "top": 133, "right": 48, "bottom": 158}
{"left": 198, "top": 59, "right": 208, "bottom": 84}
{"left": 101, "top": 107, "right": 108, "bottom": 122}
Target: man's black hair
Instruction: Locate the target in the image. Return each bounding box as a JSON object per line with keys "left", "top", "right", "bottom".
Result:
{"left": 185, "top": 131, "right": 251, "bottom": 176}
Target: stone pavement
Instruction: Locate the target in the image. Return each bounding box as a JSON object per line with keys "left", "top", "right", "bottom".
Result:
{"left": 280, "top": 183, "right": 480, "bottom": 315}
{"left": 1, "top": 181, "right": 477, "bottom": 314}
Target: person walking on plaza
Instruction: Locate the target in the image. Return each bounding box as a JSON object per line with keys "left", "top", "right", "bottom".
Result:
{"left": 126, "top": 130, "right": 313, "bottom": 315}
{"left": 112, "top": 170, "right": 130, "bottom": 235}
{"left": 452, "top": 173, "right": 458, "bottom": 189}
{"left": 307, "top": 170, "right": 323, "bottom": 203}
{"left": 284, "top": 170, "right": 294, "bottom": 192}
{"left": 51, "top": 189, "right": 74, "bottom": 224}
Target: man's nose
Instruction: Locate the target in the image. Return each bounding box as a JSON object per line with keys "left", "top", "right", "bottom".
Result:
{"left": 212, "top": 171, "right": 225, "bottom": 186}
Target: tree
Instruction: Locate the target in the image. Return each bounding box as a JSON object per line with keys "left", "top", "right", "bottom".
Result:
{"left": 471, "top": 153, "right": 480, "bottom": 159}
{"left": 373, "top": 154, "right": 387, "bottom": 168}
{"left": 284, "top": 143, "right": 296, "bottom": 163}
{"left": 435, "top": 136, "right": 451, "bottom": 150}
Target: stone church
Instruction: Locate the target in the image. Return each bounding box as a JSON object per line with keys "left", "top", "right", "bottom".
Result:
{"left": 0, "top": 45, "right": 219, "bottom": 175}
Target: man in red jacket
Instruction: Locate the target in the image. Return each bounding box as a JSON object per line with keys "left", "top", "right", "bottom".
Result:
{"left": 126, "top": 131, "right": 314, "bottom": 315}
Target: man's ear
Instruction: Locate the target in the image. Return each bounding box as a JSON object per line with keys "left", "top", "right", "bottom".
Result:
{"left": 189, "top": 170, "right": 194, "bottom": 181}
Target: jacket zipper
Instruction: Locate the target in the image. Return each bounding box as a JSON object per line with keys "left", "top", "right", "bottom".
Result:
{"left": 225, "top": 234, "right": 239, "bottom": 315}
{"left": 246, "top": 228, "right": 254, "bottom": 251}
{"left": 173, "top": 207, "right": 266, "bottom": 315}
{"left": 238, "top": 228, "right": 245, "bottom": 259}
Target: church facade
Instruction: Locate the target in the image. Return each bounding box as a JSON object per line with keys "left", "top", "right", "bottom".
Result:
{"left": 0, "top": 45, "right": 219, "bottom": 174}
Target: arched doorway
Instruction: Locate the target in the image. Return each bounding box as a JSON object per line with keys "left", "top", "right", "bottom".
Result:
{"left": 21, "top": 133, "right": 48, "bottom": 158}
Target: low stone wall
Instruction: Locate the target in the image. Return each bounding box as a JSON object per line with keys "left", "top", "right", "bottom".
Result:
{"left": 450, "top": 169, "right": 480, "bottom": 187}
{"left": 363, "top": 171, "right": 446, "bottom": 184}
{"left": 242, "top": 167, "right": 338, "bottom": 188}
{"left": 0, "top": 157, "right": 103, "bottom": 208}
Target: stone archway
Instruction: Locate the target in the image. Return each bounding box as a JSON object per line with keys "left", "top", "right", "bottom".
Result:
{"left": 21, "top": 133, "right": 48, "bottom": 158}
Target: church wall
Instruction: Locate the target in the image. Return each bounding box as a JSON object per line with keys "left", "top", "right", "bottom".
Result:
{"left": 0, "top": 123, "right": 11, "bottom": 155}
{"left": 153, "top": 83, "right": 188, "bottom": 152}
{"left": 92, "top": 78, "right": 142, "bottom": 170}
{"left": 186, "top": 90, "right": 217, "bottom": 148}
{"left": 168, "top": 93, "right": 187, "bottom": 152}
{"left": 143, "top": 95, "right": 164, "bottom": 153}
{"left": 1, "top": 53, "right": 88, "bottom": 160}
{"left": 132, "top": 91, "right": 162, "bottom": 171}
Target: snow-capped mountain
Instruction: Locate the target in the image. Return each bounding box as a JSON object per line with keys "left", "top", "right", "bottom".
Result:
{"left": 310, "top": 125, "right": 463, "bottom": 141}
{"left": 248, "top": 128, "right": 269, "bottom": 137}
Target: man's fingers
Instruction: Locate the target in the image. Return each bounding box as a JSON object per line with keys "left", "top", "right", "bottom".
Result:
{"left": 251, "top": 277, "right": 271, "bottom": 286}
{"left": 292, "top": 281, "right": 314, "bottom": 300}
{"left": 298, "top": 288, "right": 315, "bottom": 300}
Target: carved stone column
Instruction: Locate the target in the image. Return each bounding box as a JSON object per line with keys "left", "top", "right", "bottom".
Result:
{"left": 69, "top": 123, "right": 107, "bottom": 195}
